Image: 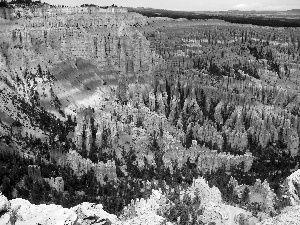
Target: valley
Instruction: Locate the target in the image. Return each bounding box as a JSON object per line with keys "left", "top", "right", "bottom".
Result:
{"left": 0, "top": 1, "right": 300, "bottom": 225}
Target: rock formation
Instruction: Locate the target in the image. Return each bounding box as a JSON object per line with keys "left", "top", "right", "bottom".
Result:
{"left": 0, "top": 191, "right": 174, "bottom": 225}
{"left": 281, "top": 169, "right": 300, "bottom": 206}
{"left": 44, "top": 177, "right": 64, "bottom": 193}
{"left": 0, "top": 4, "right": 159, "bottom": 118}
{"left": 1, "top": 196, "right": 78, "bottom": 225}
{"left": 58, "top": 150, "right": 117, "bottom": 183}
{"left": 71, "top": 202, "right": 119, "bottom": 225}
{"left": 0, "top": 192, "right": 120, "bottom": 225}
{"left": 28, "top": 165, "right": 42, "bottom": 181}
{"left": 257, "top": 205, "right": 300, "bottom": 225}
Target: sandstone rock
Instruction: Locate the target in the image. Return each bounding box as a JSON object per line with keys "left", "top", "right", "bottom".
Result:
{"left": 281, "top": 169, "right": 300, "bottom": 206}
{"left": 10, "top": 198, "right": 78, "bottom": 225}
{"left": 58, "top": 150, "right": 117, "bottom": 183}
{"left": 257, "top": 205, "right": 300, "bottom": 225}
{"left": 71, "top": 202, "right": 118, "bottom": 225}
{"left": 0, "top": 192, "right": 10, "bottom": 214}
{"left": 0, "top": 213, "right": 11, "bottom": 225}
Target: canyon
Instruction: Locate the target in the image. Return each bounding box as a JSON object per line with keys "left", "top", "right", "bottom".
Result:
{"left": 1, "top": 1, "right": 300, "bottom": 225}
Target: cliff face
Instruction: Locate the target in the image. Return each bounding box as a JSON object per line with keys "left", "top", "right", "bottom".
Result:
{"left": 0, "top": 6, "right": 157, "bottom": 116}
{"left": 0, "top": 8, "right": 14, "bottom": 20}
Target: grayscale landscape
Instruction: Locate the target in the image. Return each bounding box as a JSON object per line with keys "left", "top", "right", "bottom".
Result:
{"left": 0, "top": 0, "right": 300, "bottom": 224}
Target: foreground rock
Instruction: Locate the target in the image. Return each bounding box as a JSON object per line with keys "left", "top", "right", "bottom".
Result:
{"left": 281, "top": 169, "right": 300, "bottom": 206}
{"left": 0, "top": 193, "right": 11, "bottom": 225}
{"left": 9, "top": 198, "right": 77, "bottom": 225}
{"left": 258, "top": 205, "right": 300, "bottom": 225}
{"left": 0, "top": 191, "right": 169, "bottom": 225}
{"left": 71, "top": 202, "right": 118, "bottom": 225}
{"left": 0, "top": 191, "right": 119, "bottom": 225}
{"left": 0, "top": 193, "right": 10, "bottom": 213}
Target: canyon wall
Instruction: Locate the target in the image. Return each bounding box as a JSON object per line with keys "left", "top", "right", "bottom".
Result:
{"left": 0, "top": 5, "right": 160, "bottom": 115}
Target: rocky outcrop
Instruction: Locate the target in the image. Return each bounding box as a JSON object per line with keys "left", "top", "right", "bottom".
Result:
{"left": 44, "top": 177, "right": 64, "bottom": 193}
{"left": 58, "top": 150, "right": 117, "bottom": 183}
{"left": 0, "top": 191, "right": 175, "bottom": 225}
{"left": 0, "top": 5, "right": 158, "bottom": 118}
{"left": 0, "top": 192, "right": 10, "bottom": 214}
{"left": 2, "top": 197, "right": 78, "bottom": 225}
{"left": 258, "top": 205, "right": 300, "bottom": 225}
{"left": 71, "top": 202, "right": 119, "bottom": 225}
{"left": 163, "top": 139, "right": 254, "bottom": 174}
{"left": 281, "top": 169, "right": 300, "bottom": 206}
{"left": 0, "top": 193, "right": 11, "bottom": 225}
{"left": 0, "top": 192, "right": 121, "bottom": 225}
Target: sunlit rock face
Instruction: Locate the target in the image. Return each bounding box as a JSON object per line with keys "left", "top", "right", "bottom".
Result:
{"left": 58, "top": 150, "right": 117, "bottom": 183}
{"left": 0, "top": 192, "right": 121, "bottom": 225}
{"left": 0, "top": 193, "right": 10, "bottom": 214}
{"left": 71, "top": 202, "right": 119, "bottom": 225}
{"left": 281, "top": 169, "right": 300, "bottom": 206}
{"left": 0, "top": 191, "right": 173, "bottom": 225}
{"left": 3, "top": 197, "right": 78, "bottom": 225}
{"left": 0, "top": 6, "right": 157, "bottom": 115}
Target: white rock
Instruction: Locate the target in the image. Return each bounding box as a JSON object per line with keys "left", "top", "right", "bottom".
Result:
{"left": 10, "top": 198, "right": 77, "bottom": 225}
{"left": 282, "top": 169, "right": 300, "bottom": 205}
{"left": 0, "top": 213, "right": 12, "bottom": 225}
{"left": 71, "top": 202, "right": 118, "bottom": 224}
{"left": 0, "top": 193, "right": 10, "bottom": 213}
{"left": 258, "top": 205, "right": 300, "bottom": 225}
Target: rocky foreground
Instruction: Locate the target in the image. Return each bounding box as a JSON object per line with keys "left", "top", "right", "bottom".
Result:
{"left": 0, "top": 189, "right": 169, "bottom": 225}
{"left": 1, "top": 2, "right": 300, "bottom": 225}
{"left": 0, "top": 194, "right": 117, "bottom": 225}
{"left": 1, "top": 169, "right": 300, "bottom": 225}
